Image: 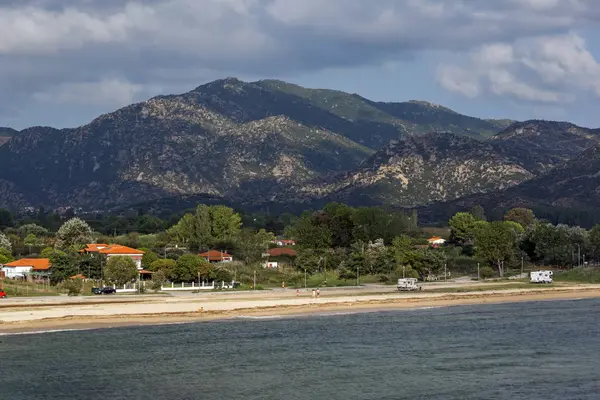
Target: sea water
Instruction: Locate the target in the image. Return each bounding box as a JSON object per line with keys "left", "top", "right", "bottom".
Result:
{"left": 1, "top": 299, "right": 600, "bottom": 399}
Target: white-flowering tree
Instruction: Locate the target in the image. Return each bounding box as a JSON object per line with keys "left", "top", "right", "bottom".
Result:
{"left": 55, "top": 218, "right": 93, "bottom": 250}
{"left": 0, "top": 232, "right": 11, "bottom": 252}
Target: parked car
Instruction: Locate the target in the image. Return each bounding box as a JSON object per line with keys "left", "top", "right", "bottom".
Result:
{"left": 91, "top": 287, "right": 117, "bottom": 295}
{"left": 0, "top": 289, "right": 7, "bottom": 298}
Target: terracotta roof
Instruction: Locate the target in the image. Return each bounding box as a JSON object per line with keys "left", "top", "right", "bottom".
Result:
{"left": 70, "top": 274, "right": 86, "bottom": 279}
{"left": 4, "top": 258, "right": 51, "bottom": 270}
{"left": 80, "top": 244, "right": 109, "bottom": 253}
{"left": 427, "top": 236, "right": 444, "bottom": 241}
{"left": 268, "top": 248, "right": 298, "bottom": 257}
{"left": 139, "top": 269, "right": 154, "bottom": 274}
{"left": 200, "top": 250, "right": 233, "bottom": 261}
{"left": 98, "top": 245, "right": 145, "bottom": 255}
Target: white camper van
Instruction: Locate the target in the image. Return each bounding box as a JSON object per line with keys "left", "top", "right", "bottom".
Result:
{"left": 530, "top": 270, "right": 553, "bottom": 284}
{"left": 397, "top": 278, "right": 421, "bottom": 291}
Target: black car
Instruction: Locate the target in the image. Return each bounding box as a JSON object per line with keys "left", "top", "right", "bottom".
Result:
{"left": 91, "top": 287, "right": 117, "bottom": 295}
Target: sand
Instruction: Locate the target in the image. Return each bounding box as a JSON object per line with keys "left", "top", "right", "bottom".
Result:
{"left": 1, "top": 284, "right": 600, "bottom": 334}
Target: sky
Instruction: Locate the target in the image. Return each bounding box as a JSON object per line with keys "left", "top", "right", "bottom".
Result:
{"left": 2, "top": 0, "right": 600, "bottom": 130}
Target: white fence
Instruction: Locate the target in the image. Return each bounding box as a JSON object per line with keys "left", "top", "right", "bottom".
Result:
{"left": 112, "top": 282, "right": 147, "bottom": 293}
{"left": 161, "top": 281, "right": 216, "bottom": 291}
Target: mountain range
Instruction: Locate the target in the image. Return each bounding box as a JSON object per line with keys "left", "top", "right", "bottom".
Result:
{"left": 1, "top": 77, "right": 599, "bottom": 221}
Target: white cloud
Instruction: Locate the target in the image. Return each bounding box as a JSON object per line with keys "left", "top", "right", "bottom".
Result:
{"left": 437, "top": 33, "right": 600, "bottom": 103}
{"left": 0, "top": 0, "right": 599, "bottom": 126}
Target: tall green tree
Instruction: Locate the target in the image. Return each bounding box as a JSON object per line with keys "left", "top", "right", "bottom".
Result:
{"left": 55, "top": 218, "right": 93, "bottom": 250}
{"left": 504, "top": 208, "right": 536, "bottom": 229}
{"left": 449, "top": 212, "right": 477, "bottom": 245}
{"left": 24, "top": 233, "right": 43, "bottom": 254}
{"left": 292, "top": 212, "right": 332, "bottom": 249}
{"left": 470, "top": 205, "right": 487, "bottom": 221}
{"left": 474, "top": 221, "right": 518, "bottom": 277}
{"left": 210, "top": 205, "right": 242, "bottom": 242}
{"left": 323, "top": 203, "right": 355, "bottom": 248}
{"left": 104, "top": 256, "right": 139, "bottom": 286}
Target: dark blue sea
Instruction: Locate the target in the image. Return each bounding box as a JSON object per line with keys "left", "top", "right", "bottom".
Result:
{"left": 2, "top": 299, "right": 600, "bottom": 399}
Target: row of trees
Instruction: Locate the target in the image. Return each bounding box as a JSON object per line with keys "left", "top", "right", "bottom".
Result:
{"left": 448, "top": 207, "right": 600, "bottom": 277}
{"left": 3, "top": 201, "right": 600, "bottom": 286}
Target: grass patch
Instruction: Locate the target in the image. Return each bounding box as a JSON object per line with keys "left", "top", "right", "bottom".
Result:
{"left": 554, "top": 268, "right": 600, "bottom": 284}
{"left": 0, "top": 281, "right": 60, "bottom": 297}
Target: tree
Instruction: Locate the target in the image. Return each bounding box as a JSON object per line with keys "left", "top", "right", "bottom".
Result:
{"left": 0, "top": 248, "right": 13, "bottom": 264}
{"left": 291, "top": 212, "right": 332, "bottom": 249}
{"left": 235, "top": 228, "right": 275, "bottom": 264}
{"left": 141, "top": 249, "right": 160, "bottom": 268}
{"left": 411, "top": 249, "right": 447, "bottom": 279}
{"left": 18, "top": 223, "right": 49, "bottom": 237}
{"left": 24, "top": 234, "right": 43, "bottom": 254}
{"left": 474, "top": 221, "right": 518, "bottom": 277}
{"left": 0, "top": 209, "right": 14, "bottom": 229}
{"left": 151, "top": 269, "right": 169, "bottom": 290}
{"left": 323, "top": 203, "right": 356, "bottom": 248}
{"left": 391, "top": 235, "right": 414, "bottom": 267}
{"left": 55, "top": 218, "right": 93, "bottom": 250}
{"left": 504, "top": 208, "right": 536, "bottom": 229}
{"left": 172, "top": 254, "right": 211, "bottom": 282}
{"left": 0, "top": 232, "right": 11, "bottom": 252}
{"left": 104, "top": 256, "right": 138, "bottom": 286}
{"left": 150, "top": 259, "right": 177, "bottom": 276}
{"left": 589, "top": 224, "right": 600, "bottom": 261}
{"left": 470, "top": 205, "right": 486, "bottom": 221}
{"left": 449, "top": 212, "right": 477, "bottom": 245}
{"left": 47, "top": 249, "right": 78, "bottom": 284}
{"left": 210, "top": 205, "right": 242, "bottom": 242}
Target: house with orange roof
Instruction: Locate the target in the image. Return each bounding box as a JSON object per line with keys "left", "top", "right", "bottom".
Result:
{"left": 81, "top": 244, "right": 145, "bottom": 269}
{"left": 200, "top": 250, "right": 233, "bottom": 263}
{"left": 427, "top": 236, "right": 446, "bottom": 246}
{"left": 1, "top": 258, "right": 51, "bottom": 279}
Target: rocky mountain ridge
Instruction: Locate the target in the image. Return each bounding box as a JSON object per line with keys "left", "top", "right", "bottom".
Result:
{"left": 0, "top": 77, "right": 598, "bottom": 213}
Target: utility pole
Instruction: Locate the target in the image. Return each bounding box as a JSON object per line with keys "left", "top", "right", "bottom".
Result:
{"left": 356, "top": 267, "right": 359, "bottom": 286}
{"left": 477, "top": 263, "right": 480, "bottom": 281}
{"left": 576, "top": 243, "right": 581, "bottom": 268}
{"left": 402, "top": 265, "right": 406, "bottom": 279}
{"left": 444, "top": 263, "right": 447, "bottom": 282}
{"left": 253, "top": 270, "right": 256, "bottom": 291}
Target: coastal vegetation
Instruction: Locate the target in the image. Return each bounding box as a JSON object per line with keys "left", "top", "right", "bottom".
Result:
{"left": 1, "top": 202, "right": 600, "bottom": 295}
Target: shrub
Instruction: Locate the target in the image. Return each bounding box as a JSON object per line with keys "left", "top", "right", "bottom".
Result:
{"left": 59, "top": 278, "right": 83, "bottom": 296}
{"left": 479, "top": 266, "right": 495, "bottom": 279}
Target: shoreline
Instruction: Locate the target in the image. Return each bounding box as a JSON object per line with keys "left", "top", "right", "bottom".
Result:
{"left": 1, "top": 287, "right": 599, "bottom": 334}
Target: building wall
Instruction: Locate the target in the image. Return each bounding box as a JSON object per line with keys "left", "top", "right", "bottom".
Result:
{"left": 1, "top": 266, "right": 33, "bottom": 278}
{"left": 107, "top": 254, "right": 143, "bottom": 269}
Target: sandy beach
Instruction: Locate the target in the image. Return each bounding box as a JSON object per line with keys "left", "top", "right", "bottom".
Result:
{"left": 2, "top": 283, "right": 600, "bottom": 334}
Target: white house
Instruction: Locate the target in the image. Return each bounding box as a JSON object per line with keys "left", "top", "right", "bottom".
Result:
{"left": 1, "top": 258, "right": 51, "bottom": 279}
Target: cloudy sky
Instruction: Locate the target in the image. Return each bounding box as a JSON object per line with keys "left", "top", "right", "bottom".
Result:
{"left": 2, "top": 0, "right": 600, "bottom": 130}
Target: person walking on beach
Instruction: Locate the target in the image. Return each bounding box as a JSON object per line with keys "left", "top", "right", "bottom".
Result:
{"left": 312, "top": 289, "right": 316, "bottom": 298}
{"left": 296, "top": 289, "right": 300, "bottom": 296}
{"left": 316, "top": 288, "right": 320, "bottom": 298}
